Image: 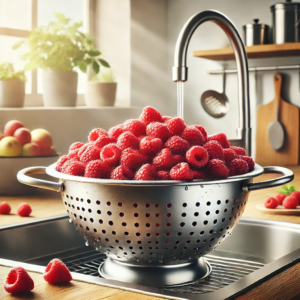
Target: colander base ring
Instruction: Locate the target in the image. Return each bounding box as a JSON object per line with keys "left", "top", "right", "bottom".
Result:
{"left": 98, "top": 257, "right": 211, "bottom": 287}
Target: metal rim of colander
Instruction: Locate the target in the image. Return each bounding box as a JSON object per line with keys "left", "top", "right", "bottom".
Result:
{"left": 46, "top": 163, "right": 263, "bottom": 186}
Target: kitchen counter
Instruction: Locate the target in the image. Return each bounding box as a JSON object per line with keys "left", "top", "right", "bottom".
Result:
{"left": 1, "top": 166, "right": 300, "bottom": 299}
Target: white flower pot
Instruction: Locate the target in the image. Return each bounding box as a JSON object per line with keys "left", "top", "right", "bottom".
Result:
{"left": 42, "top": 70, "right": 78, "bottom": 107}
{"left": 85, "top": 82, "right": 117, "bottom": 107}
{"left": 0, "top": 80, "right": 25, "bottom": 107}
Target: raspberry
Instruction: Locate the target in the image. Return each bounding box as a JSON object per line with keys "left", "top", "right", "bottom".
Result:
{"left": 206, "top": 159, "right": 229, "bottom": 178}
{"left": 123, "top": 119, "right": 146, "bottom": 137}
{"left": 203, "top": 141, "right": 224, "bottom": 161}
{"left": 186, "top": 146, "right": 209, "bottom": 168}
{"left": 181, "top": 126, "right": 205, "bottom": 146}
{"left": 4, "top": 267, "right": 34, "bottom": 294}
{"left": 77, "top": 143, "right": 89, "bottom": 156}
{"left": 153, "top": 148, "right": 177, "bottom": 171}
{"left": 117, "top": 131, "right": 140, "bottom": 150}
{"left": 56, "top": 155, "right": 69, "bottom": 172}
{"left": 170, "top": 163, "right": 193, "bottom": 180}
{"left": 174, "top": 154, "right": 186, "bottom": 164}
{"left": 88, "top": 128, "right": 108, "bottom": 142}
{"left": 140, "top": 136, "right": 163, "bottom": 156}
{"left": 43, "top": 259, "right": 72, "bottom": 284}
{"left": 290, "top": 191, "right": 300, "bottom": 205}
{"left": 283, "top": 196, "right": 298, "bottom": 209}
{"left": 17, "top": 203, "right": 32, "bottom": 217}
{"left": 231, "top": 146, "right": 247, "bottom": 156}
{"left": 223, "top": 148, "right": 237, "bottom": 165}
{"left": 162, "top": 116, "right": 172, "bottom": 122}
{"left": 134, "top": 164, "right": 158, "bottom": 180}
{"left": 165, "top": 136, "right": 189, "bottom": 155}
{"left": 193, "top": 125, "right": 207, "bottom": 143}
{"left": 157, "top": 170, "right": 171, "bottom": 180}
{"left": 67, "top": 150, "right": 80, "bottom": 160}
{"left": 108, "top": 124, "right": 125, "bottom": 139}
{"left": 274, "top": 193, "right": 286, "bottom": 205}
{"left": 208, "top": 133, "right": 230, "bottom": 148}
{"left": 84, "top": 160, "right": 111, "bottom": 178}
{"left": 166, "top": 117, "right": 186, "bottom": 136}
{"left": 139, "top": 106, "right": 163, "bottom": 125}
{"left": 110, "top": 166, "right": 134, "bottom": 180}
{"left": 0, "top": 201, "right": 11, "bottom": 214}
{"left": 264, "top": 197, "right": 278, "bottom": 209}
{"left": 80, "top": 145, "right": 101, "bottom": 164}
{"left": 146, "top": 122, "right": 170, "bottom": 142}
{"left": 100, "top": 144, "right": 122, "bottom": 166}
{"left": 69, "top": 142, "right": 84, "bottom": 151}
{"left": 238, "top": 155, "right": 255, "bottom": 171}
{"left": 93, "top": 135, "right": 116, "bottom": 149}
{"left": 62, "top": 160, "right": 86, "bottom": 176}
{"left": 143, "top": 155, "right": 153, "bottom": 164}
{"left": 193, "top": 170, "right": 210, "bottom": 180}
{"left": 120, "top": 148, "right": 145, "bottom": 170}
{"left": 228, "top": 159, "right": 249, "bottom": 176}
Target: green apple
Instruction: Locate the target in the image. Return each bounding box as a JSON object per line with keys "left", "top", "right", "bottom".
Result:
{"left": 31, "top": 129, "right": 52, "bottom": 150}
{"left": 0, "top": 136, "right": 22, "bottom": 156}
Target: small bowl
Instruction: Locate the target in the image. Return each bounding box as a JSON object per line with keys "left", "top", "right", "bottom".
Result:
{"left": 0, "top": 154, "right": 59, "bottom": 196}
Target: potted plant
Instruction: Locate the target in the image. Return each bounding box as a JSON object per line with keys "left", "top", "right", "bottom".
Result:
{"left": 13, "top": 13, "right": 110, "bottom": 107}
{"left": 85, "top": 70, "right": 117, "bottom": 107}
{"left": 0, "top": 63, "right": 26, "bottom": 108}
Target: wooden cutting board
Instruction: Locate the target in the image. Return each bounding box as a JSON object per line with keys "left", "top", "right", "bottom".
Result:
{"left": 256, "top": 72, "right": 299, "bottom": 165}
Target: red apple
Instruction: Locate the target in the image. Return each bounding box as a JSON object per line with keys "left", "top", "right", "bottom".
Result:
{"left": 0, "top": 136, "right": 22, "bottom": 156}
{"left": 14, "top": 128, "right": 31, "bottom": 146}
{"left": 3, "top": 120, "right": 24, "bottom": 136}
{"left": 21, "top": 142, "right": 41, "bottom": 156}
{"left": 31, "top": 129, "right": 52, "bottom": 150}
{"left": 41, "top": 146, "right": 57, "bottom": 156}
{"left": 0, "top": 133, "right": 6, "bottom": 141}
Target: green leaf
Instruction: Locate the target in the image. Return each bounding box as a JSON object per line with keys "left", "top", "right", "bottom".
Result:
{"left": 54, "top": 13, "right": 70, "bottom": 25}
{"left": 92, "top": 60, "right": 100, "bottom": 74}
{"left": 278, "top": 185, "right": 296, "bottom": 195}
{"left": 12, "top": 40, "right": 24, "bottom": 50}
{"left": 78, "top": 62, "right": 87, "bottom": 73}
{"left": 98, "top": 58, "right": 110, "bottom": 68}
{"left": 88, "top": 50, "right": 101, "bottom": 57}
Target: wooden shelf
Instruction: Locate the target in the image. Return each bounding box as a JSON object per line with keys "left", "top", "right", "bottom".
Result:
{"left": 193, "top": 42, "right": 300, "bottom": 61}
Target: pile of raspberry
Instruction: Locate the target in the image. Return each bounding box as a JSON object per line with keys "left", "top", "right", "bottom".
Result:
{"left": 56, "top": 106, "right": 254, "bottom": 181}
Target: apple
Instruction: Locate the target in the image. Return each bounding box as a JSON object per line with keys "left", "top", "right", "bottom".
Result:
{"left": 0, "top": 136, "right": 22, "bottom": 156}
{"left": 21, "top": 142, "right": 41, "bottom": 156}
{"left": 41, "top": 146, "right": 57, "bottom": 156}
{"left": 0, "top": 133, "right": 6, "bottom": 141}
{"left": 14, "top": 128, "right": 31, "bottom": 146}
{"left": 3, "top": 120, "right": 24, "bottom": 136}
{"left": 31, "top": 129, "right": 52, "bottom": 150}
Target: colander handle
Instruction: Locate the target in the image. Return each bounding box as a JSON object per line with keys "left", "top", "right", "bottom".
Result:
{"left": 17, "top": 166, "right": 63, "bottom": 192}
{"left": 244, "top": 166, "right": 294, "bottom": 192}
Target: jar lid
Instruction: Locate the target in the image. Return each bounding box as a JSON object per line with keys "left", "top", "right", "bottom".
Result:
{"left": 271, "top": 0, "right": 300, "bottom": 11}
{"left": 243, "top": 19, "right": 269, "bottom": 29}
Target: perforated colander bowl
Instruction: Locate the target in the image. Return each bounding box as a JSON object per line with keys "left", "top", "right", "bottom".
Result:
{"left": 18, "top": 163, "right": 293, "bottom": 286}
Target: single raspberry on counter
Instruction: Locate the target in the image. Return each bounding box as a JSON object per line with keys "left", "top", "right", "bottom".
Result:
{"left": 140, "top": 136, "right": 163, "bottom": 156}
{"left": 203, "top": 140, "right": 224, "bottom": 161}
{"left": 192, "top": 125, "right": 207, "bottom": 143}
{"left": 290, "top": 191, "right": 300, "bottom": 205}
{"left": 117, "top": 131, "right": 140, "bottom": 150}
{"left": 4, "top": 267, "right": 34, "bottom": 294}
{"left": 170, "top": 162, "right": 193, "bottom": 180}
{"left": 80, "top": 145, "right": 101, "bottom": 164}
{"left": 88, "top": 128, "right": 108, "bottom": 142}
{"left": 223, "top": 148, "right": 237, "bottom": 165}
{"left": 153, "top": 148, "right": 177, "bottom": 171}
{"left": 0, "top": 201, "right": 11, "bottom": 214}
{"left": 208, "top": 133, "right": 230, "bottom": 148}
{"left": 84, "top": 160, "right": 111, "bottom": 178}
{"left": 162, "top": 116, "right": 172, "bottom": 122}
{"left": 139, "top": 106, "right": 163, "bottom": 125}
{"left": 274, "top": 193, "right": 286, "bottom": 205}
{"left": 264, "top": 197, "right": 278, "bottom": 209}
{"left": 134, "top": 164, "right": 158, "bottom": 180}
{"left": 93, "top": 135, "right": 116, "bottom": 150}
{"left": 166, "top": 117, "right": 186, "bottom": 136}
{"left": 165, "top": 136, "right": 189, "bottom": 155}
{"left": 120, "top": 148, "right": 145, "bottom": 171}
{"left": 123, "top": 119, "right": 146, "bottom": 137}
{"left": 77, "top": 143, "right": 89, "bottom": 156}
{"left": 283, "top": 195, "right": 298, "bottom": 209}
{"left": 230, "top": 146, "right": 247, "bottom": 156}
{"left": 146, "top": 122, "right": 170, "bottom": 142}
{"left": 228, "top": 159, "right": 249, "bottom": 176}
{"left": 181, "top": 126, "right": 205, "bottom": 146}
{"left": 238, "top": 155, "right": 255, "bottom": 171}
{"left": 110, "top": 165, "right": 134, "bottom": 180}
{"left": 17, "top": 203, "right": 32, "bottom": 217}
{"left": 108, "top": 124, "right": 125, "bottom": 139}
{"left": 43, "top": 259, "right": 72, "bottom": 284}
{"left": 186, "top": 146, "right": 209, "bottom": 168}
{"left": 69, "top": 142, "right": 84, "bottom": 151}
{"left": 100, "top": 144, "right": 122, "bottom": 166}
{"left": 63, "top": 160, "right": 86, "bottom": 176}
{"left": 56, "top": 155, "right": 70, "bottom": 172}
{"left": 193, "top": 170, "right": 210, "bottom": 180}
{"left": 174, "top": 154, "right": 186, "bottom": 164}
{"left": 157, "top": 170, "right": 171, "bottom": 180}
{"left": 206, "top": 159, "right": 230, "bottom": 179}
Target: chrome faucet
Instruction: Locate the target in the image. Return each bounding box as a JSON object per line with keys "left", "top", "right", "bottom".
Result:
{"left": 173, "top": 10, "right": 251, "bottom": 156}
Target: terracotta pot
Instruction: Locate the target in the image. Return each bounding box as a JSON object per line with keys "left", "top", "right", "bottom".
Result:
{"left": 0, "top": 80, "right": 25, "bottom": 107}
{"left": 42, "top": 70, "right": 78, "bottom": 106}
{"left": 85, "top": 82, "right": 117, "bottom": 106}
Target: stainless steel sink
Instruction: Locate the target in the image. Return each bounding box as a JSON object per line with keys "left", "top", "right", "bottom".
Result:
{"left": 1, "top": 215, "right": 300, "bottom": 299}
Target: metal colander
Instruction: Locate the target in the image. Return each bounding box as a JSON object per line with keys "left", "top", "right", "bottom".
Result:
{"left": 18, "top": 163, "right": 293, "bottom": 286}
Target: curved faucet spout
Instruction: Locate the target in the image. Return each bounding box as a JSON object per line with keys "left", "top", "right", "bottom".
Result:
{"left": 172, "top": 10, "right": 251, "bottom": 156}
